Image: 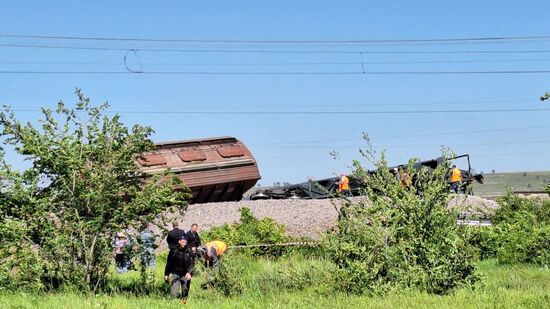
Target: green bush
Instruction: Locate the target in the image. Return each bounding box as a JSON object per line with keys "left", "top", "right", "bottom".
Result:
{"left": 465, "top": 193, "right": 550, "bottom": 266}
{"left": 325, "top": 154, "right": 480, "bottom": 295}
{"left": 459, "top": 227, "right": 498, "bottom": 260}
{"left": 201, "top": 208, "right": 290, "bottom": 256}
{"left": 494, "top": 193, "right": 549, "bottom": 266}
{"left": 0, "top": 245, "right": 44, "bottom": 292}
{"left": 494, "top": 223, "right": 550, "bottom": 266}
{"left": 493, "top": 193, "right": 550, "bottom": 226}
{"left": 209, "top": 253, "right": 247, "bottom": 297}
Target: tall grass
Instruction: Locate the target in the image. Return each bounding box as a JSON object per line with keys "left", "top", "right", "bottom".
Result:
{"left": 1, "top": 255, "right": 549, "bottom": 308}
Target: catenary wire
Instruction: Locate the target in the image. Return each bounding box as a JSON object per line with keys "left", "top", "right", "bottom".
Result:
{"left": 251, "top": 139, "right": 550, "bottom": 149}
{"left": 250, "top": 125, "right": 550, "bottom": 146}
{"left": 1, "top": 99, "right": 534, "bottom": 109}
{"left": 3, "top": 33, "right": 550, "bottom": 44}
{"left": 2, "top": 58, "right": 550, "bottom": 66}
{"left": 7, "top": 108, "right": 550, "bottom": 114}
{"left": 4, "top": 43, "right": 550, "bottom": 54}
{"left": 2, "top": 70, "right": 550, "bottom": 75}
{"left": 261, "top": 150, "right": 550, "bottom": 160}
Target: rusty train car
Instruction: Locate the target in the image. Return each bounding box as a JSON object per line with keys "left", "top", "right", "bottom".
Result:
{"left": 137, "top": 136, "right": 261, "bottom": 204}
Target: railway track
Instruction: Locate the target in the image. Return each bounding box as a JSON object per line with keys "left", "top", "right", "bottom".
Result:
{"left": 456, "top": 219, "right": 492, "bottom": 226}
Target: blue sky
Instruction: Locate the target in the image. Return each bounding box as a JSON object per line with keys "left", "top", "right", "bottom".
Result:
{"left": 1, "top": 1, "right": 550, "bottom": 185}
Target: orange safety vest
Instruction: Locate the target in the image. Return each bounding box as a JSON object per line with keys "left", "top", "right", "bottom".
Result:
{"left": 338, "top": 175, "right": 350, "bottom": 192}
{"left": 206, "top": 240, "right": 227, "bottom": 257}
{"left": 400, "top": 171, "right": 411, "bottom": 188}
{"left": 450, "top": 168, "right": 462, "bottom": 183}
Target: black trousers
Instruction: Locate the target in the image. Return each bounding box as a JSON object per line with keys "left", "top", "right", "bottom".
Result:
{"left": 169, "top": 274, "right": 191, "bottom": 299}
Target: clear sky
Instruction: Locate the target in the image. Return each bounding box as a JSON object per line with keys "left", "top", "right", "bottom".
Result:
{"left": 1, "top": 1, "right": 550, "bottom": 185}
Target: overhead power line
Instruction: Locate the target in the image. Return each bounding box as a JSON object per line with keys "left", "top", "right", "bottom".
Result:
{"left": 253, "top": 139, "right": 550, "bottom": 149}
{"left": 9, "top": 108, "right": 550, "bottom": 115}
{"left": 262, "top": 150, "right": 550, "bottom": 160}
{"left": 3, "top": 43, "right": 550, "bottom": 55}
{"left": 475, "top": 150, "right": 550, "bottom": 158}
{"left": 1, "top": 70, "right": 550, "bottom": 75}
{"left": 250, "top": 125, "right": 550, "bottom": 146}
{"left": 2, "top": 33, "right": 550, "bottom": 44}
{"left": 1, "top": 99, "right": 533, "bottom": 109}
{"left": 372, "top": 125, "right": 550, "bottom": 139}
{"left": 2, "top": 58, "right": 550, "bottom": 66}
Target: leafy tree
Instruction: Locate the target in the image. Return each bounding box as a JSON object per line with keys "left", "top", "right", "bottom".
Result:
{"left": 0, "top": 90, "right": 189, "bottom": 292}
{"left": 539, "top": 91, "right": 548, "bottom": 193}
{"left": 325, "top": 151, "right": 479, "bottom": 295}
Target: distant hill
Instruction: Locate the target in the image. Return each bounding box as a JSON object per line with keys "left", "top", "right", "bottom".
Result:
{"left": 473, "top": 171, "right": 550, "bottom": 197}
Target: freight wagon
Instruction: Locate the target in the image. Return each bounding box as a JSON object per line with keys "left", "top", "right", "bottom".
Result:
{"left": 137, "top": 136, "right": 261, "bottom": 204}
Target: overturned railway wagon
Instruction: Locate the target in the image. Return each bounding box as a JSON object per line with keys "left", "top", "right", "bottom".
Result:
{"left": 137, "top": 136, "right": 261, "bottom": 204}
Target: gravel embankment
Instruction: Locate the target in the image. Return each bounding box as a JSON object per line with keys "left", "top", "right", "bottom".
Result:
{"left": 167, "top": 197, "right": 367, "bottom": 240}
{"left": 447, "top": 195, "right": 499, "bottom": 215}
{"left": 153, "top": 195, "right": 497, "bottom": 250}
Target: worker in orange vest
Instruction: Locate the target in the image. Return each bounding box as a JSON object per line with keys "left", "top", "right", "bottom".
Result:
{"left": 399, "top": 168, "right": 412, "bottom": 189}
{"left": 197, "top": 240, "right": 228, "bottom": 289}
{"left": 337, "top": 174, "right": 352, "bottom": 197}
{"left": 197, "top": 240, "right": 227, "bottom": 268}
{"left": 450, "top": 165, "right": 463, "bottom": 193}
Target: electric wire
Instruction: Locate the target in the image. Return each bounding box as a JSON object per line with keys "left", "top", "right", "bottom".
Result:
{"left": 262, "top": 150, "right": 550, "bottom": 160}
{"left": 4, "top": 43, "right": 550, "bottom": 55}
{"left": 1, "top": 99, "right": 534, "bottom": 109}
{"left": 250, "top": 125, "right": 550, "bottom": 146}
{"left": 253, "top": 139, "right": 550, "bottom": 149}
{"left": 7, "top": 108, "right": 550, "bottom": 114}
{"left": 2, "top": 70, "right": 550, "bottom": 75}
{"left": 3, "top": 33, "right": 550, "bottom": 44}
{"left": 2, "top": 58, "right": 550, "bottom": 66}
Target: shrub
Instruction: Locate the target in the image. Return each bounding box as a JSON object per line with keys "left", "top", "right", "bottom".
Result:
{"left": 325, "top": 153, "right": 480, "bottom": 295}
{"left": 493, "top": 193, "right": 550, "bottom": 225}
{"left": 201, "top": 207, "right": 289, "bottom": 256}
{"left": 494, "top": 193, "right": 549, "bottom": 266}
{"left": 0, "top": 220, "right": 44, "bottom": 291}
{"left": 465, "top": 193, "right": 550, "bottom": 266}
{"left": 460, "top": 227, "right": 498, "bottom": 260}
{"left": 493, "top": 224, "right": 549, "bottom": 266}
{"left": 209, "top": 253, "right": 247, "bottom": 297}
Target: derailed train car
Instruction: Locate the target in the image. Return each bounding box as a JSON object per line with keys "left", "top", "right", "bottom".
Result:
{"left": 137, "top": 136, "right": 261, "bottom": 204}
{"left": 250, "top": 154, "right": 483, "bottom": 200}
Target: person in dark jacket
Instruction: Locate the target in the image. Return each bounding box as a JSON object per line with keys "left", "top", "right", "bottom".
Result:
{"left": 166, "top": 220, "right": 186, "bottom": 251}
{"left": 164, "top": 236, "right": 195, "bottom": 301}
{"left": 185, "top": 223, "right": 201, "bottom": 253}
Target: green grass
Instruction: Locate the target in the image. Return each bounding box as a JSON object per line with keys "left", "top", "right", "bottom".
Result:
{"left": 1, "top": 257, "right": 549, "bottom": 309}
{"left": 473, "top": 171, "right": 550, "bottom": 197}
